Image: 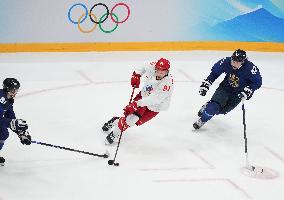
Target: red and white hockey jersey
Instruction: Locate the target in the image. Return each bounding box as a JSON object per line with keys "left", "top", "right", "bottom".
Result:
{"left": 134, "top": 64, "right": 174, "bottom": 112}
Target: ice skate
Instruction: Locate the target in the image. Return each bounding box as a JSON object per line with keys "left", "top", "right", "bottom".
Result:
{"left": 0, "top": 156, "right": 5, "bottom": 166}
{"left": 193, "top": 118, "right": 206, "bottom": 130}
{"left": 102, "top": 116, "right": 119, "bottom": 133}
{"left": 105, "top": 131, "right": 120, "bottom": 145}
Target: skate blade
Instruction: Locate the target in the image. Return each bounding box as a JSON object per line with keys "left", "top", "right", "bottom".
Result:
{"left": 101, "top": 127, "right": 113, "bottom": 134}
{"left": 104, "top": 139, "right": 117, "bottom": 146}
{"left": 102, "top": 130, "right": 112, "bottom": 135}
{"left": 192, "top": 126, "right": 201, "bottom": 132}
{"left": 192, "top": 127, "right": 198, "bottom": 131}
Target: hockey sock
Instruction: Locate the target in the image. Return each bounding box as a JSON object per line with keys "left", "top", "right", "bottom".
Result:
{"left": 0, "top": 142, "right": 4, "bottom": 150}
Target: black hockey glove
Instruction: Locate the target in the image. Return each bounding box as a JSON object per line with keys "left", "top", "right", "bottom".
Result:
{"left": 199, "top": 79, "right": 212, "bottom": 96}
{"left": 9, "top": 119, "right": 28, "bottom": 133}
{"left": 17, "top": 131, "right": 32, "bottom": 145}
{"left": 238, "top": 86, "right": 253, "bottom": 100}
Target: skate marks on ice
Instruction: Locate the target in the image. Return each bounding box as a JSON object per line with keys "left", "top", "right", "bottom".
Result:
{"left": 238, "top": 146, "right": 283, "bottom": 180}
{"left": 140, "top": 148, "right": 215, "bottom": 171}
{"left": 1, "top": 51, "right": 284, "bottom": 200}
{"left": 240, "top": 166, "right": 279, "bottom": 180}
{"left": 264, "top": 146, "right": 284, "bottom": 165}
{"left": 153, "top": 178, "right": 252, "bottom": 199}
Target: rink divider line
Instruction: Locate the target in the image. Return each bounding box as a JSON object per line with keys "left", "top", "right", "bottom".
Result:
{"left": 16, "top": 80, "right": 284, "bottom": 99}
{"left": 77, "top": 70, "right": 94, "bottom": 83}
{"left": 261, "top": 86, "right": 284, "bottom": 92}
{"left": 17, "top": 82, "right": 92, "bottom": 98}
{"left": 17, "top": 81, "right": 127, "bottom": 98}
{"left": 140, "top": 149, "right": 215, "bottom": 171}
{"left": 188, "top": 148, "right": 215, "bottom": 169}
{"left": 153, "top": 178, "right": 252, "bottom": 199}
{"left": 140, "top": 167, "right": 213, "bottom": 171}
{"left": 177, "top": 69, "right": 196, "bottom": 82}
{"left": 264, "top": 146, "right": 284, "bottom": 165}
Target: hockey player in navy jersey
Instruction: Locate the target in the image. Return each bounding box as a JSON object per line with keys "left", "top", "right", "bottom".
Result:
{"left": 0, "top": 78, "right": 31, "bottom": 166}
{"left": 193, "top": 49, "right": 262, "bottom": 129}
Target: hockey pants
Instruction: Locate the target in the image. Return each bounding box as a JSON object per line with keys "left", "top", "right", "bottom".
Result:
{"left": 201, "top": 86, "right": 241, "bottom": 122}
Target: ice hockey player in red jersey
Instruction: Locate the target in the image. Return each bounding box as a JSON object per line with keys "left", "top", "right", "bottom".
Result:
{"left": 102, "top": 58, "right": 174, "bottom": 145}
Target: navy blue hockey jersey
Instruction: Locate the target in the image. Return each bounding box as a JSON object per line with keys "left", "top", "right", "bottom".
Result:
{"left": 206, "top": 57, "right": 262, "bottom": 99}
{"left": 0, "top": 89, "right": 16, "bottom": 128}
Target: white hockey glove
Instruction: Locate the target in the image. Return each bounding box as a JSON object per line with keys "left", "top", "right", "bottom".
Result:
{"left": 199, "top": 79, "right": 212, "bottom": 96}
{"left": 238, "top": 86, "right": 253, "bottom": 100}
{"left": 9, "top": 119, "right": 28, "bottom": 133}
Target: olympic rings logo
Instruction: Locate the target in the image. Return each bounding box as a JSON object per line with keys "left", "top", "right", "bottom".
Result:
{"left": 67, "top": 2, "right": 130, "bottom": 34}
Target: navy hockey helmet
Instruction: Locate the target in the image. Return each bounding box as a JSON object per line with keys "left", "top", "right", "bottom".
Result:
{"left": 3, "top": 78, "right": 20, "bottom": 92}
{"left": 231, "top": 49, "right": 247, "bottom": 62}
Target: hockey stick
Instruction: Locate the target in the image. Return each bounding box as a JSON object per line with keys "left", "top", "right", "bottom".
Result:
{"left": 108, "top": 87, "right": 136, "bottom": 166}
{"left": 32, "top": 140, "right": 109, "bottom": 158}
{"left": 242, "top": 101, "right": 263, "bottom": 172}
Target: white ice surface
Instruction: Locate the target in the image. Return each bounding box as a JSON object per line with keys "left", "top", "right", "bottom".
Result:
{"left": 0, "top": 51, "right": 283, "bottom": 200}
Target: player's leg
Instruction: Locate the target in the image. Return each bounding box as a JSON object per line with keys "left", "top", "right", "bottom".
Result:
{"left": 102, "top": 92, "right": 143, "bottom": 133}
{"left": 193, "top": 87, "right": 229, "bottom": 129}
{"left": 197, "top": 102, "right": 208, "bottom": 117}
{"left": 135, "top": 109, "right": 159, "bottom": 126}
{"left": 219, "top": 94, "right": 241, "bottom": 114}
{"left": 0, "top": 127, "right": 9, "bottom": 150}
{"left": 106, "top": 108, "right": 159, "bottom": 143}
{"left": 0, "top": 127, "right": 9, "bottom": 166}
{"left": 105, "top": 106, "right": 147, "bottom": 145}
{"left": 105, "top": 114, "right": 142, "bottom": 145}
{"left": 105, "top": 107, "right": 158, "bottom": 145}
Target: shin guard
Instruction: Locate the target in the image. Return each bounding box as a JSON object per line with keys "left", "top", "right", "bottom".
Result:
{"left": 201, "top": 101, "right": 221, "bottom": 122}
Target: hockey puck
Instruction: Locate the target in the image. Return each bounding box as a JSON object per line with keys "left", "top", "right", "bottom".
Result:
{"left": 114, "top": 163, "right": 119, "bottom": 166}
{"left": 108, "top": 160, "right": 114, "bottom": 165}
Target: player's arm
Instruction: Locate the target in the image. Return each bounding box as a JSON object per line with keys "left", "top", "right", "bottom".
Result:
{"left": 239, "top": 65, "right": 262, "bottom": 100}
{"left": 0, "top": 101, "right": 27, "bottom": 132}
{"left": 4, "top": 104, "right": 16, "bottom": 120}
{"left": 248, "top": 65, "right": 262, "bottom": 91}
{"left": 206, "top": 58, "right": 227, "bottom": 83}
{"left": 199, "top": 58, "right": 226, "bottom": 96}
{"left": 134, "top": 65, "right": 147, "bottom": 76}
{"left": 0, "top": 106, "right": 12, "bottom": 129}
{"left": 131, "top": 65, "right": 148, "bottom": 88}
